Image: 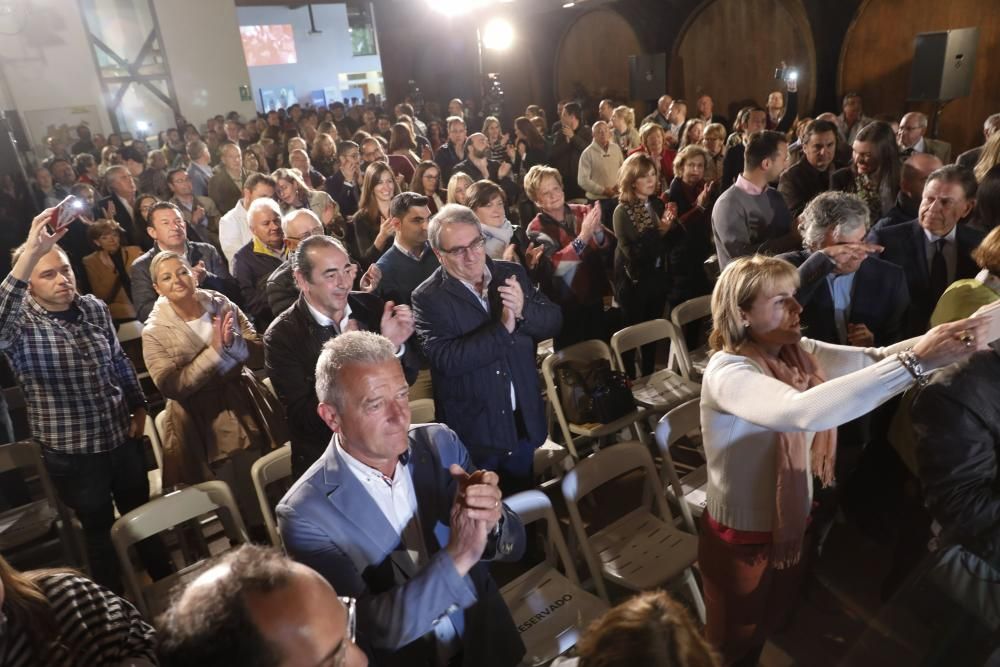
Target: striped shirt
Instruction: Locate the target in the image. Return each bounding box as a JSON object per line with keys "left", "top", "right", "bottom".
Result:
{"left": 0, "top": 273, "right": 146, "bottom": 454}
{"left": 0, "top": 572, "right": 157, "bottom": 666}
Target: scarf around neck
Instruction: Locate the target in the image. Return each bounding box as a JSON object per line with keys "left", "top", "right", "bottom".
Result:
{"left": 739, "top": 341, "right": 837, "bottom": 569}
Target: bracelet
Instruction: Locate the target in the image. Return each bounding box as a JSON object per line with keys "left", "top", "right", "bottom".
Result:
{"left": 898, "top": 349, "right": 929, "bottom": 387}
{"left": 571, "top": 237, "right": 587, "bottom": 255}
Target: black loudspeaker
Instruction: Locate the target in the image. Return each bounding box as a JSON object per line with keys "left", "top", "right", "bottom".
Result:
{"left": 628, "top": 53, "right": 667, "bottom": 102}
{"left": 908, "top": 27, "right": 979, "bottom": 101}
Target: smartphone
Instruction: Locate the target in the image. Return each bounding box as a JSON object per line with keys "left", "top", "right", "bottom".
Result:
{"left": 49, "top": 195, "right": 91, "bottom": 232}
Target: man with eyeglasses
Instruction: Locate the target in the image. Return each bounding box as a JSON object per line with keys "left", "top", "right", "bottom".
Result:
{"left": 277, "top": 331, "right": 525, "bottom": 667}
{"left": 359, "top": 137, "right": 387, "bottom": 174}
{"left": 157, "top": 544, "right": 368, "bottom": 667}
{"left": 129, "top": 201, "right": 238, "bottom": 322}
{"left": 412, "top": 204, "right": 562, "bottom": 495}
{"left": 232, "top": 198, "right": 289, "bottom": 329}
{"left": 264, "top": 235, "right": 418, "bottom": 477}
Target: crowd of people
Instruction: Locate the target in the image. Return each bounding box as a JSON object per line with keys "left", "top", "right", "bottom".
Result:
{"left": 3, "top": 75, "right": 1000, "bottom": 667}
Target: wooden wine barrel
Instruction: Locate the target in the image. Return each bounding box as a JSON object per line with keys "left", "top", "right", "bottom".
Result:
{"left": 554, "top": 8, "right": 641, "bottom": 106}
{"left": 672, "top": 0, "right": 816, "bottom": 126}
{"left": 839, "top": 0, "right": 999, "bottom": 155}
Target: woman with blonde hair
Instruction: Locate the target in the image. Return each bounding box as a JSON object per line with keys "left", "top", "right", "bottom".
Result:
{"left": 446, "top": 171, "right": 474, "bottom": 205}
{"left": 143, "top": 251, "right": 286, "bottom": 530}
{"left": 973, "top": 131, "right": 1000, "bottom": 183}
{"left": 552, "top": 591, "right": 718, "bottom": 667}
{"left": 611, "top": 105, "right": 641, "bottom": 153}
{"left": 272, "top": 166, "right": 343, "bottom": 238}
{"left": 629, "top": 122, "right": 676, "bottom": 193}
{"left": 483, "top": 115, "right": 508, "bottom": 163}
{"left": 699, "top": 254, "right": 986, "bottom": 665}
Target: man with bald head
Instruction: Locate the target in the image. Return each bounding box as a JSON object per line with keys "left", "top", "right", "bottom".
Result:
{"left": 453, "top": 132, "right": 517, "bottom": 202}
{"left": 642, "top": 94, "right": 673, "bottom": 130}
{"left": 157, "top": 544, "right": 367, "bottom": 667}
{"left": 578, "top": 120, "right": 623, "bottom": 222}
{"left": 871, "top": 152, "right": 944, "bottom": 232}
{"left": 266, "top": 208, "right": 326, "bottom": 316}
{"left": 289, "top": 148, "right": 325, "bottom": 189}
{"left": 898, "top": 111, "right": 952, "bottom": 163}
{"left": 232, "top": 197, "right": 288, "bottom": 328}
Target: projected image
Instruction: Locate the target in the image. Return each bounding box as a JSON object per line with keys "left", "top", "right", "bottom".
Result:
{"left": 240, "top": 24, "right": 297, "bottom": 67}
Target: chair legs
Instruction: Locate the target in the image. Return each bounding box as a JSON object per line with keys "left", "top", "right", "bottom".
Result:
{"left": 683, "top": 567, "right": 707, "bottom": 624}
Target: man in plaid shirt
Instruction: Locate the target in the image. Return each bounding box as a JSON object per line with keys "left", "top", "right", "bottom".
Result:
{"left": 1, "top": 208, "right": 171, "bottom": 591}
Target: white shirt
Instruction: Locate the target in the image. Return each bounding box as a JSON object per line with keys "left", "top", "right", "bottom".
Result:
{"left": 219, "top": 200, "right": 252, "bottom": 264}
{"left": 305, "top": 297, "right": 406, "bottom": 356}
{"left": 335, "top": 436, "right": 461, "bottom": 663}
{"left": 923, "top": 225, "right": 958, "bottom": 284}
{"left": 185, "top": 312, "right": 214, "bottom": 346}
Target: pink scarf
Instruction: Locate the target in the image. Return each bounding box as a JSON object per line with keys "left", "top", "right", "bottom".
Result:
{"left": 741, "top": 342, "right": 837, "bottom": 569}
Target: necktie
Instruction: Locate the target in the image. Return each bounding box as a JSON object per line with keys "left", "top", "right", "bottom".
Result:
{"left": 930, "top": 238, "right": 948, "bottom": 304}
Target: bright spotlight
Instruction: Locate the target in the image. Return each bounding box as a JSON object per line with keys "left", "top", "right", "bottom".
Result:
{"left": 482, "top": 18, "right": 513, "bottom": 50}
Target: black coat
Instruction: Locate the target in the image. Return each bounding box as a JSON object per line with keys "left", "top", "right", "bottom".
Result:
{"left": 95, "top": 193, "right": 152, "bottom": 252}
{"left": 325, "top": 171, "right": 360, "bottom": 219}
{"left": 867, "top": 220, "right": 984, "bottom": 337}
{"left": 779, "top": 250, "right": 910, "bottom": 346}
{"left": 263, "top": 292, "right": 420, "bottom": 476}
{"left": 913, "top": 349, "right": 1000, "bottom": 571}
{"left": 412, "top": 259, "right": 562, "bottom": 461}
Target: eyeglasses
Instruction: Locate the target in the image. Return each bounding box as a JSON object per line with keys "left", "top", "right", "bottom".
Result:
{"left": 313, "top": 596, "right": 356, "bottom": 667}
{"left": 286, "top": 226, "right": 324, "bottom": 242}
{"left": 440, "top": 235, "right": 486, "bottom": 258}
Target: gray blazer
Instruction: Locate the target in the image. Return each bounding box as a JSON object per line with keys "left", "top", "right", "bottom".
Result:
{"left": 277, "top": 423, "right": 526, "bottom": 667}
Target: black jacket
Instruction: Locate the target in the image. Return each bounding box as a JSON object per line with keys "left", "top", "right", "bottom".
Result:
{"left": 548, "top": 125, "right": 593, "bottom": 201}
{"left": 96, "top": 193, "right": 152, "bottom": 252}
{"left": 263, "top": 292, "right": 420, "bottom": 476}
{"left": 434, "top": 142, "right": 464, "bottom": 184}
{"left": 779, "top": 250, "right": 910, "bottom": 346}
{"left": 867, "top": 220, "right": 984, "bottom": 337}
{"left": 913, "top": 349, "right": 1000, "bottom": 571}
{"left": 265, "top": 261, "right": 297, "bottom": 317}
{"left": 412, "top": 259, "right": 562, "bottom": 460}
{"left": 777, "top": 159, "right": 834, "bottom": 219}
{"left": 231, "top": 241, "right": 285, "bottom": 329}
{"left": 325, "top": 171, "right": 360, "bottom": 219}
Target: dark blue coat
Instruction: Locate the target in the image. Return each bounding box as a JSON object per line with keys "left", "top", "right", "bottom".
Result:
{"left": 412, "top": 258, "right": 562, "bottom": 460}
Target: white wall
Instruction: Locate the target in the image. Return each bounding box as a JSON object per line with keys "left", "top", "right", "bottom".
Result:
{"left": 236, "top": 4, "right": 383, "bottom": 110}
{"left": 154, "top": 0, "right": 257, "bottom": 124}
{"left": 0, "top": 0, "right": 112, "bottom": 152}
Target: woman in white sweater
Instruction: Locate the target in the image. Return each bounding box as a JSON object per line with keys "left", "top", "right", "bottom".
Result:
{"left": 699, "top": 254, "right": 987, "bottom": 666}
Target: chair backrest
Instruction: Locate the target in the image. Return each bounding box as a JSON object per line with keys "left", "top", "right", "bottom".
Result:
{"left": 250, "top": 443, "right": 293, "bottom": 548}
{"left": 609, "top": 319, "right": 684, "bottom": 376}
{"left": 653, "top": 399, "right": 701, "bottom": 533}
{"left": 116, "top": 320, "right": 145, "bottom": 343}
{"left": 670, "top": 296, "right": 712, "bottom": 379}
{"left": 409, "top": 398, "right": 436, "bottom": 424}
{"left": 262, "top": 376, "right": 276, "bottom": 398}
{"left": 541, "top": 339, "right": 615, "bottom": 458}
{"left": 111, "top": 481, "right": 249, "bottom": 616}
{"left": 504, "top": 490, "right": 580, "bottom": 583}
{"left": 561, "top": 442, "right": 677, "bottom": 600}
{"left": 144, "top": 413, "right": 163, "bottom": 471}
{"left": 671, "top": 295, "right": 711, "bottom": 329}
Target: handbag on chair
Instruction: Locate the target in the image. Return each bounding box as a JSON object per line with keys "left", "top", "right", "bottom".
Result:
{"left": 556, "top": 359, "right": 636, "bottom": 424}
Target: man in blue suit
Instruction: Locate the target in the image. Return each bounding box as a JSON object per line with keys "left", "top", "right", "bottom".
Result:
{"left": 867, "top": 165, "right": 984, "bottom": 338}
{"left": 277, "top": 331, "right": 526, "bottom": 667}
{"left": 412, "top": 204, "right": 563, "bottom": 496}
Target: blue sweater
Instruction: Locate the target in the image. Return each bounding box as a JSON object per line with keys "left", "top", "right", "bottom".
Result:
{"left": 375, "top": 244, "right": 440, "bottom": 306}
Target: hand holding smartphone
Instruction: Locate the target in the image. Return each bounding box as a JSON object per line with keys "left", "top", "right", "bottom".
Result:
{"left": 49, "top": 195, "right": 93, "bottom": 233}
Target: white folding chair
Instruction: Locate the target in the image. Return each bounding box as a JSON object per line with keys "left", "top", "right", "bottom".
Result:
{"left": 561, "top": 442, "right": 705, "bottom": 622}
{"left": 0, "top": 440, "right": 85, "bottom": 570}
{"left": 250, "top": 443, "right": 293, "bottom": 549}
{"left": 541, "top": 340, "right": 651, "bottom": 460}
{"left": 116, "top": 320, "right": 145, "bottom": 342}
{"left": 610, "top": 320, "right": 702, "bottom": 416}
{"left": 670, "top": 295, "right": 712, "bottom": 381}
{"left": 501, "top": 490, "right": 609, "bottom": 665}
{"left": 262, "top": 376, "right": 277, "bottom": 399}
{"left": 654, "top": 399, "right": 708, "bottom": 533}
{"left": 409, "top": 398, "right": 436, "bottom": 424}
{"left": 144, "top": 413, "right": 163, "bottom": 498}
{"left": 111, "top": 481, "right": 249, "bottom": 618}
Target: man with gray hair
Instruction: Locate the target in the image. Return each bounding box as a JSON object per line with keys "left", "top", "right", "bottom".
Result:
{"left": 779, "top": 191, "right": 908, "bottom": 347}
{"left": 277, "top": 331, "right": 526, "bottom": 667}
{"left": 412, "top": 204, "right": 562, "bottom": 494}
{"left": 232, "top": 197, "right": 287, "bottom": 328}
{"left": 956, "top": 112, "right": 1000, "bottom": 170}
{"left": 897, "top": 111, "right": 952, "bottom": 163}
